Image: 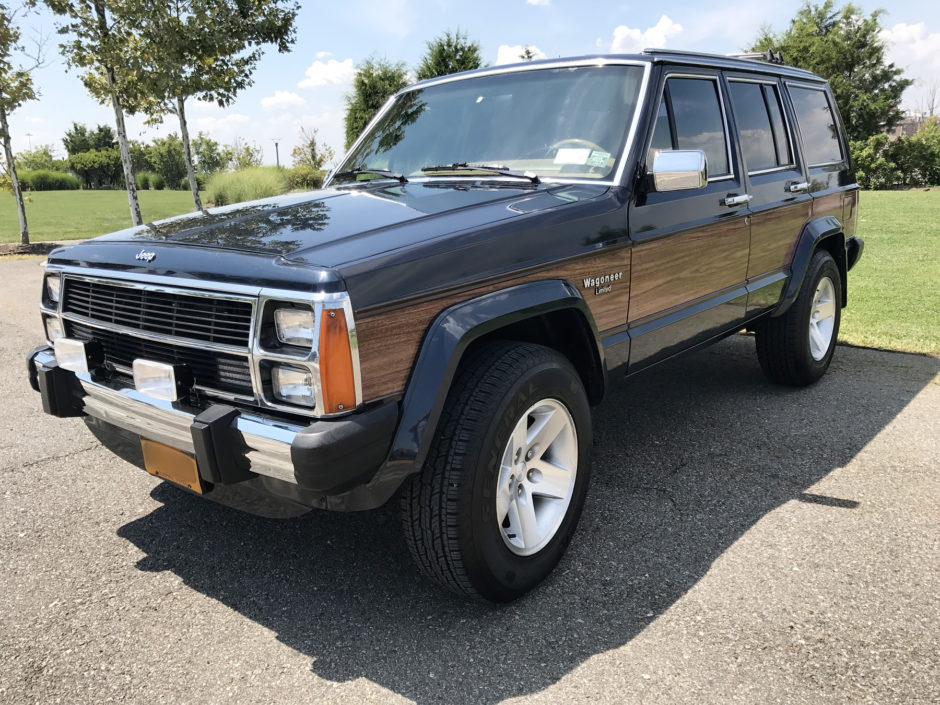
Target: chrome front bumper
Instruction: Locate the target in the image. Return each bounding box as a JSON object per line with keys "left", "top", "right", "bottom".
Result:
{"left": 31, "top": 348, "right": 301, "bottom": 484}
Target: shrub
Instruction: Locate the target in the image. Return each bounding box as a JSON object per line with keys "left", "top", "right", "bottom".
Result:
{"left": 17, "top": 169, "right": 81, "bottom": 191}
{"left": 286, "top": 166, "right": 326, "bottom": 191}
{"left": 178, "top": 173, "right": 206, "bottom": 191}
{"left": 136, "top": 171, "right": 152, "bottom": 190}
{"left": 150, "top": 173, "right": 166, "bottom": 190}
{"left": 206, "top": 167, "right": 289, "bottom": 206}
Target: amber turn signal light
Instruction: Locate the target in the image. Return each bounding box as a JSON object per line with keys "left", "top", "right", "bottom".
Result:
{"left": 318, "top": 309, "right": 356, "bottom": 413}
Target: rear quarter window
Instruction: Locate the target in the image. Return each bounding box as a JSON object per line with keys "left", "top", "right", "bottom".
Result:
{"left": 728, "top": 81, "right": 793, "bottom": 172}
{"left": 788, "top": 86, "right": 843, "bottom": 165}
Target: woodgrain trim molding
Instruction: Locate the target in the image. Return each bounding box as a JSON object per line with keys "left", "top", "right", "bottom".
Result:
{"left": 355, "top": 248, "right": 632, "bottom": 401}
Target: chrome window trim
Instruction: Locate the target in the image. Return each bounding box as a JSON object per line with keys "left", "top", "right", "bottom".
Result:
{"left": 646, "top": 72, "right": 736, "bottom": 183}
{"left": 727, "top": 77, "right": 798, "bottom": 175}
{"left": 328, "top": 59, "right": 652, "bottom": 189}
{"left": 784, "top": 80, "right": 846, "bottom": 167}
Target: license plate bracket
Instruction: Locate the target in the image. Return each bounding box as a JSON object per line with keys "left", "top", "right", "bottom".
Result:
{"left": 141, "top": 440, "right": 203, "bottom": 493}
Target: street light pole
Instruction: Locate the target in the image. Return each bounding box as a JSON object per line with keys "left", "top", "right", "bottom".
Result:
{"left": 273, "top": 140, "right": 280, "bottom": 167}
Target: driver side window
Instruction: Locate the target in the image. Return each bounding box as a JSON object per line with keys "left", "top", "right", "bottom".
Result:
{"left": 648, "top": 76, "right": 731, "bottom": 179}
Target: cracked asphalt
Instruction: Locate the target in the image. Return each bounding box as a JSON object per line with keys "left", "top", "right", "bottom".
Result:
{"left": 1, "top": 257, "right": 938, "bottom": 704}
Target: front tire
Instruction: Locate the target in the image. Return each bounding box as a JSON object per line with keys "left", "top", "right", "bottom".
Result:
{"left": 756, "top": 249, "right": 842, "bottom": 386}
{"left": 401, "top": 341, "right": 592, "bottom": 602}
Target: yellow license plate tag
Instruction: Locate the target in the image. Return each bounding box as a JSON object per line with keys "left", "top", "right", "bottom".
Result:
{"left": 141, "top": 440, "right": 203, "bottom": 493}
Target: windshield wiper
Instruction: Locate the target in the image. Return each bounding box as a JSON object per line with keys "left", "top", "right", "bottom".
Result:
{"left": 420, "top": 162, "right": 540, "bottom": 184}
{"left": 332, "top": 167, "right": 407, "bottom": 184}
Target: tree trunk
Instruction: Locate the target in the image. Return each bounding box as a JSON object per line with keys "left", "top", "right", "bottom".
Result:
{"left": 0, "top": 102, "right": 30, "bottom": 245}
{"left": 176, "top": 96, "right": 203, "bottom": 210}
{"left": 94, "top": 0, "right": 142, "bottom": 227}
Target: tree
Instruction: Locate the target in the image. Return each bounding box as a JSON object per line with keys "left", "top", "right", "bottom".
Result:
{"left": 62, "top": 121, "right": 115, "bottom": 154}
{"left": 191, "top": 132, "right": 229, "bottom": 176}
{"left": 228, "top": 137, "right": 263, "bottom": 170}
{"left": 146, "top": 133, "right": 186, "bottom": 188}
{"left": 68, "top": 146, "right": 121, "bottom": 188}
{"left": 344, "top": 58, "right": 409, "bottom": 149}
{"left": 290, "top": 127, "right": 334, "bottom": 170}
{"left": 751, "top": 2, "right": 912, "bottom": 142}
{"left": 519, "top": 47, "right": 538, "bottom": 61}
{"left": 415, "top": 29, "right": 483, "bottom": 81}
{"left": 17, "top": 144, "right": 56, "bottom": 170}
{"left": 1, "top": 1, "right": 46, "bottom": 245}
{"left": 45, "top": 0, "right": 145, "bottom": 225}
{"left": 132, "top": 0, "right": 298, "bottom": 210}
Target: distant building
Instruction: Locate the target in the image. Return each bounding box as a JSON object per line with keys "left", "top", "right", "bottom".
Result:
{"left": 887, "top": 112, "right": 931, "bottom": 140}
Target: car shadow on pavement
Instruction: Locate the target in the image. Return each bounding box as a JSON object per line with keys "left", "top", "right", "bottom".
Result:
{"left": 116, "top": 336, "right": 940, "bottom": 704}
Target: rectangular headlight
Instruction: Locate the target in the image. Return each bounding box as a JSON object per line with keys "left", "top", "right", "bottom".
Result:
{"left": 274, "top": 308, "right": 316, "bottom": 347}
{"left": 45, "top": 274, "right": 61, "bottom": 304}
{"left": 271, "top": 364, "right": 315, "bottom": 407}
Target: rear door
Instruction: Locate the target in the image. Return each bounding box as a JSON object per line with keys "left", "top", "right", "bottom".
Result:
{"left": 627, "top": 68, "right": 750, "bottom": 370}
{"left": 784, "top": 81, "right": 855, "bottom": 227}
{"left": 724, "top": 73, "right": 812, "bottom": 316}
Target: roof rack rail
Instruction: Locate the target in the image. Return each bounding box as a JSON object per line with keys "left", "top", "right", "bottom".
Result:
{"left": 726, "top": 50, "right": 785, "bottom": 65}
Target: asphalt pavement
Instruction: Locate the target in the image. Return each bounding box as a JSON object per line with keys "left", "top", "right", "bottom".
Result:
{"left": 1, "top": 257, "right": 937, "bottom": 704}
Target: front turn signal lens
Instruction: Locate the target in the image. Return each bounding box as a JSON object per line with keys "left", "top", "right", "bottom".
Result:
{"left": 318, "top": 309, "right": 356, "bottom": 414}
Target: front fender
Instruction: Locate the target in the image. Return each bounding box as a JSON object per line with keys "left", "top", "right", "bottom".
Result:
{"left": 351, "top": 279, "right": 603, "bottom": 507}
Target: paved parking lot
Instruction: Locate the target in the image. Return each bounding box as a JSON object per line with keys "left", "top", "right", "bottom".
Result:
{"left": 1, "top": 257, "right": 938, "bottom": 704}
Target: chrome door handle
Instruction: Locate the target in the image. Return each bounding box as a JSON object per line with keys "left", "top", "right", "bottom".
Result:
{"left": 788, "top": 181, "right": 810, "bottom": 193}
{"left": 723, "top": 194, "right": 752, "bottom": 207}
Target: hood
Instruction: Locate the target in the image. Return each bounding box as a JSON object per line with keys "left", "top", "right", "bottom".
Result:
{"left": 88, "top": 182, "right": 608, "bottom": 268}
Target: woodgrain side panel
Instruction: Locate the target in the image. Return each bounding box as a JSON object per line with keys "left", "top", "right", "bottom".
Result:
{"left": 812, "top": 191, "right": 843, "bottom": 221}
{"left": 628, "top": 219, "right": 749, "bottom": 323}
{"left": 355, "top": 248, "right": 632, "bottom": 401}
{"left": 747, "top": 200, "right": 812, "bottom": 278}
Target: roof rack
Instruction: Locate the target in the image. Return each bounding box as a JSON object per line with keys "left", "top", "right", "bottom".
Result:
{"left": 726, "top": 50, "right": 785, "bottom": 65}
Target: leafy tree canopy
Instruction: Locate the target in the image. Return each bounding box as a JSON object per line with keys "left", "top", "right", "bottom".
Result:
{"left": 62, "top": 121, "right": 116, "bottom": 155}
{"left": 16, "top": 144, "right": 56, "bottom": 170}
{"left": 344, "top": 58, "right": 409, "bottom": 149}
{"left": 415, "top": 29, "right": 483, "bottom": 81}
{"left": 751, "top": 1, "right": 912, "bottom": 142}
{"left": 191, "top": 132, "right": 231, "bottom": 176}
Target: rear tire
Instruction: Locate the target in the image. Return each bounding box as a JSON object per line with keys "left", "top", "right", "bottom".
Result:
{"left": 756, "top": 250, "right": 842, "bottom": 386}
{"left": 400, "top": 341, "right": 592, "bottom": 602}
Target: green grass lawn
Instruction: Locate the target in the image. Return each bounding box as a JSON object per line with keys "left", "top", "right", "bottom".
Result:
{"left": 0, "top": 190, "right": 202, "bottom": 243}
{"left": 840, "top": 190, "right": 940, "bottom": 355}
{"left": 2, "top": 188, "right": 938, "bottom": 355}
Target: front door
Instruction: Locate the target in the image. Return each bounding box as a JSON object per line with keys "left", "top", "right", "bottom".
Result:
{"left": 627, "top": 70, "right": 750, "bottom": 370}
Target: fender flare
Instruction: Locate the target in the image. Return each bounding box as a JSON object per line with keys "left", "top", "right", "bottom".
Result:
{"left": 382, "top": 278, "right": 604, "bottom": 477}
{"left": 772, "top": 216, "right": 845, "bottom": 317}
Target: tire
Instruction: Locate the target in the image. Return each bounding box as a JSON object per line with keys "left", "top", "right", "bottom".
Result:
{"left": 755, "top": 249, "right": 842, "bottom": 386}
{"left": 401, "top": 341, "right": 592, "bottom": 602}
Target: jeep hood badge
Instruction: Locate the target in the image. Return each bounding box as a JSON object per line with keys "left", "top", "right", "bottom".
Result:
{"left": 135, "top": 250, "right": 156, "bottom": 263}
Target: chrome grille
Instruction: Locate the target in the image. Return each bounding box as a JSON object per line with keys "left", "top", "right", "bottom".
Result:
{"left": 62, "top": 277, "right": 253, "bottom": 348}
{"left": 67, "top": 320, "right": 254, "bottom": 398}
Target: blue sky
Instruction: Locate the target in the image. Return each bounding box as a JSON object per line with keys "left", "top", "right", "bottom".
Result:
{"left": 9, "top": 0, "right": 940, "bottom": 165}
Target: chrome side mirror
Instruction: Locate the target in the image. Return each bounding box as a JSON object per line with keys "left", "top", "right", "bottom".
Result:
{"left": 650, "top": 150, "right": 708, "bottom": 192}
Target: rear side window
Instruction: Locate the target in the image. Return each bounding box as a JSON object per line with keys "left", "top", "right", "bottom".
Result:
{"left": 788, "top": 86, "right": 843, "bottom": 165}
{"left": 649, "top": 76, "right": 730, "bottom": 177}
{"left": 728, "top": 81, "right": 793, "bottom": 172}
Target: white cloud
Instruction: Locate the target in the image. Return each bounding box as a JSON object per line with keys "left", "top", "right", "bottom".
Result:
{"left": 495, "top": 45, "right": 547, "bottom": 65}
{"left": 609, "top": 15, "right": 683, "bottom": 54}
{"left": 316, "top": 51, "right": 332, "bottom": 59}
{"left": 190, "top": 113, "right": 252, "bottom": 146}
{"left": 298, "top": 58, "right": 356, "bottom": 89}
{"left": 261, "top": 90, "right": 306, "bottom": 111}
{"left": 526, "top": 0, "right": 550, "bottom": 5}
{"left": 880, "top": 22, "right": 940, "bottom": 110}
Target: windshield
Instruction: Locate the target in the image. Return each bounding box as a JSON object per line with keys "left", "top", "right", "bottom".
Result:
{"left": 334, "top": 65, "right": 646, "bottom": 183}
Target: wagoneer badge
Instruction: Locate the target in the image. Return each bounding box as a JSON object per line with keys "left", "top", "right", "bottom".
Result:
{"left": 583, "top": 271, "right": 622, "bottom": 295}
{"left": 135, "top": 250, "right": 157, "bottom": 263}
